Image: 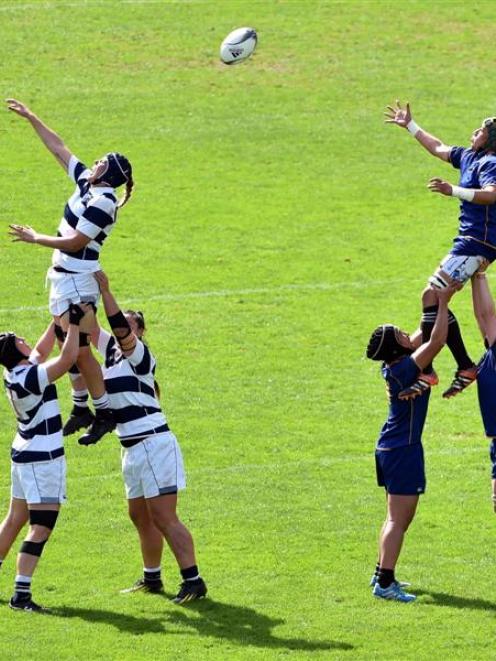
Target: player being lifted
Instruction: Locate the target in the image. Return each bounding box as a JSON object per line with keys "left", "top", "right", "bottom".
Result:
{"left": 385, "top": 101, "right": 496, "bottom": 400}
{"left": 6, "top": 98, "right": 134, "bottom": 445}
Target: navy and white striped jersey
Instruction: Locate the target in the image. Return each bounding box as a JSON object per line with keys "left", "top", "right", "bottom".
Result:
{"left": 51, "top": 155, "right": 118, "bottom": 273}
{"left": 96, "top": 329, "right": 168, "bottom": 442}
{"left": 3, "top": 361, "right": 63, "bottom": 460}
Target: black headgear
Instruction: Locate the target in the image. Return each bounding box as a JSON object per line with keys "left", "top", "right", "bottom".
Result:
{"left": 96, "top": 152, "right": 132, "bottom": 188}
{"left": 0, "top": 332, "right": 27, "bottom": 370}
{"left": 366, "top": 324, "right": 410, "bottom": 363}
{"left": 482, "top": 118, "right": 496, "bottom": 152}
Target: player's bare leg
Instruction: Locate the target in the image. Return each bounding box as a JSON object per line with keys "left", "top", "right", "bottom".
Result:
{"left": 146, "top": 494, "right": 207, "bottom": 603}
{"left": 121, "top": 498, "right": 165, "bottom": 593}
{"left": 59, "top": 308, "right": 115, "bottom": 445}
{"left": 0, "top": 498, "right": 29, "bottom": 562}
{"left": 10, "top": 503, "right": 60, "bottom": 612}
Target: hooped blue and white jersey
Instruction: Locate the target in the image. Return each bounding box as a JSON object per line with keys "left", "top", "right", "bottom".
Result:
{"left": 3, "top": 360, "right": 63, "bottom": 460}
{"left": 96, "top": 329, "right": 168, "bottom": 442}
{"left": 51, "top": 155, "right": 118, "bottom": 273}
{"left": 449, "top": 146, "right": 496, "bottom": 261}
{"left": 477, "top": 343, "right": 496, "bottom": 438}
{"left": 376, "top": 356, "right": 430, "bottom": 450}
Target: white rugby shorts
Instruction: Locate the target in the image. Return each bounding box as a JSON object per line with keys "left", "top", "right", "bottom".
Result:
{"left": 47, "top": 267, "right": 100, "bottom": 316}
{"left": 11, "top": 456, "right": 67, "bottom": 504}
{"left": 429, "top": 254, "right": 487, "bottom": 288}
{"left": 121, "top": 432, "right": 186, "bottom": 500}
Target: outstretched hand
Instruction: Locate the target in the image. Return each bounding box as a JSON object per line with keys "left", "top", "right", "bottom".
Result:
{"left": 5, "top": 98, "right": 32, "bottom": 119}
{"left": 94, "top": 270, "right": 110, "bottom": 293}
{"left": 8, "top": 224, "right": 38, "bottom": 243}
{"left": 428, "top": 177, "right": 452, "bottom": 196}
{"left": 384, "top": 100, "right": 412, "bottom": 128}
{"left": 436, "top": 283, "right": 460, "bottom": 305}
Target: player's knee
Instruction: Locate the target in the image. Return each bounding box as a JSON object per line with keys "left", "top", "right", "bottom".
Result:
{"left": 150, "top": 511, "right": 178, "bottom": 533}
{"left": 29, "top": 509, "right": 59, "bottom": 536}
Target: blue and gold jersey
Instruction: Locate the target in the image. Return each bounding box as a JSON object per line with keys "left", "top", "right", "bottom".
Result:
{"left": 376, "top": 356, "right": 431, "bottom": 450}
{"left": 477, "top": 343, "right": 496, "bottom": 438}
{"left": 449, "top": 146, "right": 496, "bottom": 261}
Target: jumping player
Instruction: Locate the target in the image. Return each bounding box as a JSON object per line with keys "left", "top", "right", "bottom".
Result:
{"left": 470, "top": 270, "right": 496, "bottom": 511}
{"left": 385, "top": 101, "right": 496, "bottom": 399}
{"left": 366, "top": 285, "right": 455, "bottom": 602}
{"left": 91, "top": 271, "right": 207, "bottom": 604}
{"left": 0, "top": 304, "right": 85, "bottom": 611}
{"left": 6, "top": 98, "right": 133, "bottom": 445}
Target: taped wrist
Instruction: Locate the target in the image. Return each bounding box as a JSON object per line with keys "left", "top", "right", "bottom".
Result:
{"left": 54, "top": 324, "right": 66, "bottom": 342}
{"left": 107, "top": 311, "right": 134, "bottom": 350}
{"left": 20, "top": 539, "right": 47, "bottom": 557}
{"left": 451, "top": 185, "right": 475, "bottom": 202}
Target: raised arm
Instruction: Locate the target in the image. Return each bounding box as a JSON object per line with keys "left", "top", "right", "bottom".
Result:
{"left": 6, "top": 98, "right": 72, "bottom": 171}
{"left": 44, "top": 305, "right": 85, "bottom": 382}
{"left": 95, "top": 271, "right": 137, "bottom": 357}
{"left": 8, "top": 223, "right": 90, "bottom": 251}
{"left": 472, "top": 273, "right": 496, "bottom": 346}
{"left": 31, "top": 322, "right": 56, "bottom": 364}
{"left": 412, "top": 286, "right": 456, "bottom": 370}
{"left": 384, "top": 101, "right": 451, "bottom": 162}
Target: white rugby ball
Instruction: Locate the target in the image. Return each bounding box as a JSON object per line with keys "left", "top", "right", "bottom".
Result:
{"left": 220, "top": 27, "right": 257, "bottom": 65}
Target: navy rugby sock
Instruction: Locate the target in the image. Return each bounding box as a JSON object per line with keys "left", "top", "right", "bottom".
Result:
{"left": 447, "top": 309, "right": 474, "bottom": 370}
{"left": 181, "top": 565, "right": 201, "bottom": 582}
{"left": 378, "top": 568, "right": 395, "bottom": 589}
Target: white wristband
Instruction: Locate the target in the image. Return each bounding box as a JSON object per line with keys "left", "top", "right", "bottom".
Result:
{"left": 406, "top": 120, "right": 420, "bottom": 136}
{"left": 451, "top": 185, "right": 475, "bottom": 202}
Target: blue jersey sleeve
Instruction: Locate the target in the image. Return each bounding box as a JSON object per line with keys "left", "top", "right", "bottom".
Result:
{"left": 478, "top": 159, "right": 496, "bottom": 188}
{"left": 449, "top": 146, "right": 466, "bottom": 170}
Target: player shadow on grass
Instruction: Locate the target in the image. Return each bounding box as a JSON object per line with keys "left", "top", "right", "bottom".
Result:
{"left": 415, "top": 589, "right": 496, "bottom": 612}
{"left": 160, "top": 595, "right": 353, "bottom": 652}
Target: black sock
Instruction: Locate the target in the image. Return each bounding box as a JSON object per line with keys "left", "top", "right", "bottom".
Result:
{"left": 378, "top": 567, "right": 395, "bottom": 589}
{"left": 144, "top": 568, "right": 162, "bottom": 584}
{"left": 420, "top": 305, "right": 438, "bottom": 374}
{"left": 373, "top": 561, "right": 380, "bottom": 578}
{"left": 181, "top": 565, "right": 200, "bottom": 582}
{"left": 447, "top": 309, "right": 474, "bottom": 370}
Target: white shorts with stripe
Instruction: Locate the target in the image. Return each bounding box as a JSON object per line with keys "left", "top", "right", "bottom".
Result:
{"left": 11, "top": 456, "right": 67, "bottom": 505}
{"left": 429, "top": 254, "right": 487, "bottom": 288}
{"left": 47, "top": 267, "right": 100, "bottom": 316}
{"left": 121, "top": 432, "right": 186, "bottom": 500}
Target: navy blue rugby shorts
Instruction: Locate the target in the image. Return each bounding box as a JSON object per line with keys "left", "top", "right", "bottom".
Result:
{"left": 375, "top": 443, "right": 425, "bottom": 496}
{"left": 489, "top": 439, "right": 496, "bottom": 479}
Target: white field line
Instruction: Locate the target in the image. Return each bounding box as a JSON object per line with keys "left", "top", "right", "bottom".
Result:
{"left": 0, "top": 0, "right": 177, "bottom": 11}
{"left": 0, "top": 278, "right": 425, "bottom": 315}
{"left": 0, "top": 445, "right": 484, "bottom": 491}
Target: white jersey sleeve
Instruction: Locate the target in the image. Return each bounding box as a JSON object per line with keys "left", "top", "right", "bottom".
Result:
{"left": 67, "top": 154, "right": 90, "bottom": 184}
{"left": 24, "top": 364, "right": 50, "bottom": 393}
{"left": 76, "top": 195, "right": 116, "bottom": 240}
{"left": 127, "top": 340, "right": 155, "bottom": 375}
{"left": 96, "top": 328, "right": 114, "bottom": 358}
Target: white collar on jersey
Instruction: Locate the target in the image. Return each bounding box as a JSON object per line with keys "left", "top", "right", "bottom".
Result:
{"left": 89, "top": 185, "right": 116, "bottom": 195}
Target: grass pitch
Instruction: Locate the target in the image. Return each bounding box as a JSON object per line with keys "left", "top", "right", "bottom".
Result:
{"left": 1, "top": 0, "right": 496, "bottom": 659}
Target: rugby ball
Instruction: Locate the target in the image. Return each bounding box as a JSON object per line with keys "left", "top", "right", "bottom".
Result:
{"left": 220, "top": 27, "right": 257, "bottom": 65}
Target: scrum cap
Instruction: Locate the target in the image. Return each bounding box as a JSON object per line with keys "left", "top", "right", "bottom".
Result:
{"left": 0, "top": 332, "right": 26, "bottom": 370}
{"left": 483, "top": 118, "right": 496, "bottom": 152}
{"left": 96, "top": 152, "right": 132, "bottom": 188}
{"left": 366, "top": 324, "right": 408, "bottom": 363}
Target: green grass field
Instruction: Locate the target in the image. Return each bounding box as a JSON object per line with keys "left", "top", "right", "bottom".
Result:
{"left": 1, "top": 0, "right": 496, "bottom": 658}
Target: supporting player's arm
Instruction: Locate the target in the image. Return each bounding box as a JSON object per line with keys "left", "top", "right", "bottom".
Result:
{"left": 411, "top": 286, "right": 456, "bottom": 369}
{"left": 427, "top": 179, "right": 496, "bottom": 204}
{"left": 8, "top": 224, "right": 90, "bottom": 251}
{"left": 384, "top": 101, "right": 451, "bottom": 162}
{"left": 31, "top": 322, "right": 56, "bottom": 364}
{"left": 94, "top": 271, "right": 137, "bottom": 356}
{"left": 6, "top": 98, "right": 72, "bottom": 170}
{"left": 44, "top": 305, "right": 86, "bottom": 382}
{"left": 472, "top": 273, "right": 496, "bottom": 346}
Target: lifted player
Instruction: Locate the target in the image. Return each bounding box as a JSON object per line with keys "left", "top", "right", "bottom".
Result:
{"left": 0, "top": 304, "right": 85, "bottom": 612}
{"left": 385, "top": 101, "right": 496, "bottom": 399}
